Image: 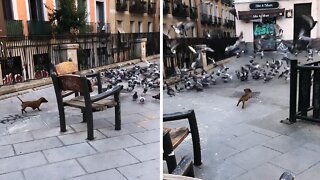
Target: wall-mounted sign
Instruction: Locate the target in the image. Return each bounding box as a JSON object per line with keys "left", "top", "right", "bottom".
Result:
{"left": 250, "top": 2, "right": 279, "bottom": 10}
{"left": 286, "top": 9, "right": 293, "bottom": 18}
{"left": 238, "top": 9, "right": 285, "bottom": 20}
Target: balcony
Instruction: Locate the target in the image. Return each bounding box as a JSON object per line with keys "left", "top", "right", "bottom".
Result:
{"left": 148, "top": 2, "right": 156, "bottom": 15}
{"left": 6, "top": 20, "right": 24, "bottom": 37}
{"left": 27, "top": 21, "right": 52, "bottom": 36}
{"left": 223, "top": 19, "right": 228, "bottom": 27}
{"left": 228, "top": 20, "right": 235, "bottom": 28}
{"left": 172, "top": 2, "right": 189, "bottom": 18}
{"left": 129, "top": 0, "right": 147, "bottom": 14}
{"left": 217, "top": 17, "right": 222, "bottom": 26}
{"left": 163, "top": 2, "right": 170, "bottom": 15}
{"left": 190, "top": 7, "right": 197, "bottom": 19}
{"left": 208, "top": 15, "right": 213, "bottom": 26}
{"left": 116, "top": 0, "right": 128, "bottom": 12}
{"left": 201, "top": 14, "right": 208, "bottom": 25}
{"left": 213, "top": 16, "right": 218, "bottom": 26}
{"left": 221, "top": 0, "right": 232, "bottom": 6}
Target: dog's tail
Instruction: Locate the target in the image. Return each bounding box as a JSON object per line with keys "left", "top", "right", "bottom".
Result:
{"left": 17, "top": 96, "right": 23, "bottom": 103}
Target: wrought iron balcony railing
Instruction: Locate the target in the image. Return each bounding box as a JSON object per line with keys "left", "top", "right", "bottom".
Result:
{"left": 208, "top": 15, "right": 213, "bottom": 26}
{"left": 129, "top": 0, "right": 147, "bottom": 14}
{"left": 163, "top": 2, "right": 170, "bottom": 15}
{"left": 217, "top": 17, "right": 222, "bottom": 26}
{"left": 6, "top": 20, "right": 24, "bottom": 37}
{"left": 27, "top": 21, "right": 52, "bottom": 36}
{"left": 116, "top": 0, "right": 128, "bottom": 11}
{"left": 201, "top": 14, "right": 208, "bottom": 25}
{"left": 213, "top": 16, "right": 218, "bottom": 26}
{"left": 172, "top": 2, "right": 189, "bottom": 18}
{"left": 148, "top": 2, "right": 156, "bottom": 14}
{"left": 190, "top": 7, "right": 197, "bottom": 19}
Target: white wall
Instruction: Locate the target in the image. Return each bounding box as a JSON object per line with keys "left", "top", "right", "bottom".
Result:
{"left": 235, "top": 0, "right": 319, "bottom": 43}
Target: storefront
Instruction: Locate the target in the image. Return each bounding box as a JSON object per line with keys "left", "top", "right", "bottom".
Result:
{"left": 234, "top": 0, "right": 320, "bottom": 52}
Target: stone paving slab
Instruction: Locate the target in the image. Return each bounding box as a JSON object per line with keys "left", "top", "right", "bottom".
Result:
{"left": 89, "top": 135, "right": 142, "bottom": 152}
{"left": 0, "top": 132, "right": 33, "bottom": 146}
{"left": 23, "top": 159, "right": 86, "bottom": 180}
{"left": 263, "top": 135, "right": 306, "bottom": 153}
{"left": 43, "top": 143, "right": 97, "bottom": 163}
{"left": 68, "top": 169, "right": 127, "bottom": 180}
{"left": 270, "top": 147, "right": 320, "bottom": 174}
{"left": 77, "top": 149, "right": 139, "bottom": 173}
{"left": 0, "top": 152, "right": 47, "bottom": 174}
{"left": 31, "top": 126, "right": 75, "bottom": 139}
{"left": 118, "top": 159, "right": 160, "bottom": 180}
{"left": 131, "top": 129, "right": 160, "bottom": 144}
{"left": 58, "top": 130, "right": 106, "bottom": 145}
{"left": 296, "top": 162, "right": 320, "bottom": 179}
{"left": 0, "top": 171, "right": 24, "bottom": 180}
{"left": 236, "top": 163, "right": 287, "bottom": 180}
{"left": 125, "top": 142, "right": 160, "bottom": 162}
{"left": 98, "top": 123, "right": 147, "bottom": 137}
{"left": 226, "top": 132, "right": 273, "bottom": 151}
{"left": 0, "top": 145, "right": 14, "bottom": 159}
{"left": 14, "top": 137, "right": 63, "bottom": 155}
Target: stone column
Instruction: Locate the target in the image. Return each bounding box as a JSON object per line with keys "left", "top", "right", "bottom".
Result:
{"left": 53, "top": 44, "right": 79, "bottom": 71}
{"left": 195, "top": 44, "right": 208, "bottom": 69}
{"left": 133, "top": 38, "right": 147, "bottom": 60}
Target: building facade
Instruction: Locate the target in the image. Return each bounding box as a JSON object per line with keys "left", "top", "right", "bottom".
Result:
{"left": 234, "top": 0, "right": 320, "bottom": 51}
{"left": 0, "top": 0, "right": 111, "bottom": 37}
{"left": 108, "top": 0, "right": 160, "bottom": 33}
{"left": 197, "top": 0, "right": 236, "bottom": 38}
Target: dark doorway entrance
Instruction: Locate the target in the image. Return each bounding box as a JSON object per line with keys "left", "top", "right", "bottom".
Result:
{"left": 294, "top": 3, "right": 312, "bottom": 46}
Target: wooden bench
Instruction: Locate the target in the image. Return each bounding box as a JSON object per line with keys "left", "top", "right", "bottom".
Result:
{"left": 163, "top": 110, "right": 202, "bottom": 177}
{"left": 51, "top": 61, "right": 123, "bottom": 140}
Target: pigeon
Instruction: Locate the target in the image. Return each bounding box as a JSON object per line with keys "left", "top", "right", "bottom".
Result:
{"left": 171, "top": 21, "right": 194, "bottom": 37}
{"left": 167, "top": 86, "right": 175, "bottom": 96}
{"left": 279, "top": 172, "right": 294, "bottom": 180}
{"left": 139, "top": 97, "right": 145, "bottom": 104}
{"left": 175, "top": 83, "right": 183, "bottom": 92}
{"left": 152, "top": 93, "right": 160, "bottom": 100}
{"left": 132, "top": 92, "right": 138, "bottom": 101}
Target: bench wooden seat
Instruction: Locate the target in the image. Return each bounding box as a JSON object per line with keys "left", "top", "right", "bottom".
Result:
{"left": 64, "top": 96, "right": 117, "bottom": 112}
{"left": 164, "top": 127, "right": 189, "bottom": 150}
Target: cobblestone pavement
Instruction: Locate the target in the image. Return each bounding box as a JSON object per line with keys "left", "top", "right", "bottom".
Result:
{"left": 164, "top": 52, "right": 320, "bottom": 180}
{"left": 0, "top": 61, "right": 160, "bottom": 180}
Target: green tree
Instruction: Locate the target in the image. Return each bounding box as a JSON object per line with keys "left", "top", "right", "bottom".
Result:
{"left": 48, "top": 0, "right": 87, "bottom": 35}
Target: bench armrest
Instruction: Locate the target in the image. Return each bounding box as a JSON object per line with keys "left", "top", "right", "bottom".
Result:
{"left": 90, "top": 85, "right": 123, "bottom": 103}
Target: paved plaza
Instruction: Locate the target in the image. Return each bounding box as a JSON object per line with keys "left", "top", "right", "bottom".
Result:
{"left": 0, "top": 61, "right": 160, "bottom": 180}
{"left": 164, "top": 52, "right": 320, "bottom": 180}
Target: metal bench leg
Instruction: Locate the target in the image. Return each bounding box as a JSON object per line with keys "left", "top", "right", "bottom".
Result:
{"left": 188, "top": 110, "right": 202, "bottom": 166}
{"left": 58, "top": 106, "right": 66, "bottom": 132}
{"left": 114, "top": 93, "right": 121, "bottom": 130}
{"left": 86, "top": 110, "right": 94, "bottom": 140}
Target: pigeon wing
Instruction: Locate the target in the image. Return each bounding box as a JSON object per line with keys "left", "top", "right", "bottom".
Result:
{"left": 188, "top": 46, "right": 197, "bottom": 54}
{"left": 183, "top": 22, "right": 195, "bottom": 31}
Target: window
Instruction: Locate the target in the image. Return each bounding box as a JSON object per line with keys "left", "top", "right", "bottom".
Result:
{"left": 117, "top": 20, "right": 123, "bottom": 28}
{"left": 3, "top": 0, "right": 14, "bottom": 20}
{"left": 130, "top": 21, "right": 135, "bottom": 33}
{"left": 55, "top": 0, "right": 60, "bottom": 9}
{"left": 29, "top": 0, "right": 44, "bottom": 21}
{"left": 148, "top": 22, "right": 153, "bottom": 32}
{"left": 138, "top": 21, "right": 142, "bottom": 32}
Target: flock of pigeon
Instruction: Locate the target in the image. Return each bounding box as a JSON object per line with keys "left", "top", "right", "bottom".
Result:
{"left": 90, "top": 60, "right": 160, "bottom": 103}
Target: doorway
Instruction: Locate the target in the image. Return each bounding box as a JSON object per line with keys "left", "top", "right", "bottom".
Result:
{"left": 294, "top": 3, "right": 312, "bottom": 45}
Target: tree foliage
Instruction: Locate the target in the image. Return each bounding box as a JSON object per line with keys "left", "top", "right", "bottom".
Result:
{"left": 48, "top": 0, "right": 87, "bottom": 35}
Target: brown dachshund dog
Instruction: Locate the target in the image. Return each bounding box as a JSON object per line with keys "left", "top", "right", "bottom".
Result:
{"left": 17, "top": 97, "right": 48, "bottom": 114}
{"left": 237, "top": 88, "right": 252, "bottom": 109}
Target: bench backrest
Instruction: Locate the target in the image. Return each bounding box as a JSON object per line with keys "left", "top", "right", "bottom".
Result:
{"left": 53, "top": 74, "right": 93, "bottom": 93}
{"left": 54, "top": 61, "right": 78, "bottom": 76}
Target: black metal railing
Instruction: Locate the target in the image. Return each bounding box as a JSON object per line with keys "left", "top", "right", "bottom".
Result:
{"left": 201, "top": 14, "right": 208, "bottom": 25}
{"left": 217, "top": 17, "right": 222, "bottom": 26}
{"left": 213, "top": 16, "right": 218, "bottom": 26}
{"left": 148, "top": 2, "right": 156, "bottom": 14}
{"left": 190, "top": 7, "right": 197, "bottom": 19}
{"left": 129, "top": 0, "right": 147, "bottom": 14}
{"left": 287, "top": 60, "right": 320, "bottom": 124}
{"left": 6, "top": 20, "right": 24, "bottom": 37}
{"left": 164, "top": 1, "right": 170, "bottom": 14}
{"left": 172, "top": 3, "right": 189, "bottom": 18}
{"left": 0, "top": 32, "right": 159, "bottom": 85}
{"left": 208, "top": 15, "right": 213, "bottom": 26}
{"left": 27, "top": 21, "right": 52, "bottom": 36}
{"left": 116, "top": 0, "right": 128, "bottom": 11}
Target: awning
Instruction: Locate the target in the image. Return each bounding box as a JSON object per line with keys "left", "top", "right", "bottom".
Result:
{"left": 238, "top": 8, "right": 285, "bottom": 20}
{"left": 117, "top": 27, "right": 125, "bottom": 33}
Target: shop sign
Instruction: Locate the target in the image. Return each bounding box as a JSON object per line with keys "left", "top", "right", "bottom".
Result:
{"left": 250, "top": 2, "right": 279, "bottom": 10}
